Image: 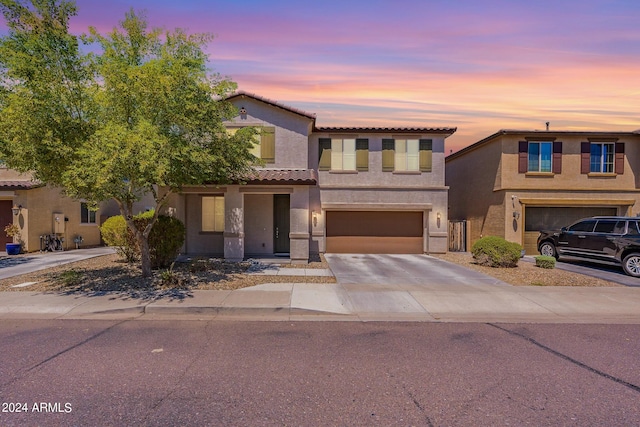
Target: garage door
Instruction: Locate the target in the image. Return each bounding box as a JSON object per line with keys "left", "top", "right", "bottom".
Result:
{"left": 523, "top": 206, "right": 617, "bottom": 255}
{"left": 326, "top": 211, "right": 423, "bottom": 253}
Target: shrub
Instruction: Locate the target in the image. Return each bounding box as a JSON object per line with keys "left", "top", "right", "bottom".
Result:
{"left": 147, "top": 215, "right": 185, "bottom": 269}
{"left": 101, "top": 211, "right": 185, "bottom": 269}
{"left": 471, "top": 236, "right": 522, "bottom": 268}
{"left": 535, "top": 255, "right": 556, "bottom": 269}
{"left": 100, "top": 215, "right": 137, "bottom": 263}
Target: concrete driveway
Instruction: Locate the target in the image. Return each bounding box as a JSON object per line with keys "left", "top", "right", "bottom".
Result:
{"left": 0, "top": 247, "right": 115, "bottom": 280}
{"left": 324, "top": 253, "right": 509, "bottom": 286}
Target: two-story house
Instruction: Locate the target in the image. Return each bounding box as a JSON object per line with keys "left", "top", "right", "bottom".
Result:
{"left": 164, "top": 92, "right": 456, "bottom": 263}
{"left": 446, "top": 129, "right": 640, "bottom": 254}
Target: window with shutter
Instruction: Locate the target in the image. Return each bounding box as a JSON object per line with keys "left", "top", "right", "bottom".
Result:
{"left": 324, "top": 138, "right": 365, "bottom": 171}
{"left": 318, "top": 138, "right": 331, "bottom": 171}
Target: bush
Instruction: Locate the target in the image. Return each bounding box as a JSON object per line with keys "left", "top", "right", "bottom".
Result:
{"left": 535, "top": 255, "right": 556, "bottom": 269}
{"left": 100, "top": 215, "right": 138, "bottom": 263}
{"left": 147, "top": 215, "right": 186, "bottom": 269}
{"left": 471, "top": 236, "right": 522, "bottom": 268}
{"left": 101, "top": 211, "right": 185, "bottom": 269}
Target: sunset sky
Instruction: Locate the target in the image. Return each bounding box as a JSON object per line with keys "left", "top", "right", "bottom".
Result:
{"left": 6, "top": 0, "right": 640, "bottom": 152}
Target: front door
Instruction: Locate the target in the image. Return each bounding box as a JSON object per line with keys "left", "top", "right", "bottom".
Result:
{"left": 274, "top": 194, "right": 290, "bottom": 254}
{"left": 0, "top": 200, "right": 13, "bottom": 245}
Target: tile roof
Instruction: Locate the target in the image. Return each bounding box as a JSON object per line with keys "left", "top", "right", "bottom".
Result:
{"left": 0, "top": 180, "right": 43, "bottom": 190}
{"left": 227, "top": 91, "right": 317, "bottom": 120}
{"left": 315, "top": 126, "right": 457, "bottom": 135}
{"left": 245, "top": 169, "right": 317, "bottom": 185}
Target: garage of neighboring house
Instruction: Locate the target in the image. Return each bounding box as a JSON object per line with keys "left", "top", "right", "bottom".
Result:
{"left": 522, "top": 205, "right": 619, "bottom": 255}
{"left": 325, "top": 210, "right": 424, "bottom": 254}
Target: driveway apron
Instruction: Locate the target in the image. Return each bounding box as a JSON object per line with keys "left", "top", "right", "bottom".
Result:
{"left": 324, "top": 253, "right": 509, "bottom": 287}
{"left": 324, "top": 254, "right": 513, "bottom": 317}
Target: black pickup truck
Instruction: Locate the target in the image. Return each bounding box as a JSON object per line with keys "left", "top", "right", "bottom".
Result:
{"left": 537, "top": 216, "right": 640, "bottom": 277}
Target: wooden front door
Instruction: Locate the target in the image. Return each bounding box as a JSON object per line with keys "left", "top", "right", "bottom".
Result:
{"left": 0, "top": 200, "right": 14, "bottom": 245}
{"left": 273, "top": 195, "right": 290, "bottom": 254}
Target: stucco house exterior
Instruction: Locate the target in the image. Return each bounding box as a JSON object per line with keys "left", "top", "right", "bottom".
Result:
{"left": 0, "top": 168, "right": 101, "bottom": 252}
{"left": 163, "top": 92, "right": 456, "bottom": 262}
{"left": 445, "top": 129, "right": 640, "bottom": 254}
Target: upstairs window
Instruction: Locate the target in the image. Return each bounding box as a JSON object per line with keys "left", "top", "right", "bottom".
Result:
{"left": 382, "top": 139, "right": 432, "bottom": 172}
{"left": 319, "top": 138, "right": 368, "bottom": 171}
{"left": 528, "top": 142, "right": 552, "bottom": 172}
{"left": 590, "top": 143, "right": 614, "bottom": 173}
{"left": 518, "top": 140, "right": 562, "bottom": 174}
{"left": 228, "top": 126, "right": 275, "bottom": 164}
{"left": 581, "top": 142, "right": 624, "bottom": 175}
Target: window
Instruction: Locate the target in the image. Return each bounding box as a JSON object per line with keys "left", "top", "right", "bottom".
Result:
{"left": 528, "top": 142, "right": 552, "bottom": 172}
{"left": 202, "top": 196, "right": 224, "bottom": 232}
{"left": 331, "top": 138, "right": 356, "bottom": 171}
{"left": 594, "top": 220, "right": 617, "bottom": 233}
{"left": 80, "top": 202, "right": 96, "bottom": 224}
{"left": 228, "top": 126, "right": 275, "bottom": 163}
{"left": 382, "top": 139, "right": 432, "bottom": 172}
{"left": 590, "top": 143, "right": 614, "bottom": 173}
{"left": 628, "top": 221, "right": 640, "bottom": 235}
{"left": 568, "top": 220, "right": 596, "bottom": 232}
{"left": 318, "top": 138, "right": 368, "bottom": 171}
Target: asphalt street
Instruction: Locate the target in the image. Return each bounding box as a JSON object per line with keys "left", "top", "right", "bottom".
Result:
{"left": 0, "top": 320, "right": 639, "bottom": 426}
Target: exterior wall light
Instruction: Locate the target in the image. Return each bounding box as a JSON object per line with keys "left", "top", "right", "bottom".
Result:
{"left": 12, "top": 204, "right": 22, "bottom": 216}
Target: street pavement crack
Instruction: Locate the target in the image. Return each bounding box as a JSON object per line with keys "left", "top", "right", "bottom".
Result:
{"left": 488, "top": 323, "right": 640, "bottom": 394}
{"left": 402, "top": 385, "right": 434, "bottom": 427}
{"left": 0, "top": 319, "right": 131, "bottom": 390}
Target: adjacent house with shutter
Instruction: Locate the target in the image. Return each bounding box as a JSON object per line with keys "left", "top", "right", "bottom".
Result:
{"left": 162, "top": 92, "right": 456, "bottom": 262}
{"left": 445, "top": 129, "right": 640, "bottom": 254}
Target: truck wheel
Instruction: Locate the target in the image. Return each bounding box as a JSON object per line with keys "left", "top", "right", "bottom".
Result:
{"left": 539, "top": 242, "right": 558, "bottom": 259}
{"left": 622, "top": 253, "right": 640, "bottom": 277}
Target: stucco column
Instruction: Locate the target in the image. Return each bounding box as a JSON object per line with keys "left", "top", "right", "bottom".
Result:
{"left": 289, "top": 186, "right": 310, "bottom": 264}
{"left": 224, "top": 186, "right": 244, "bottom": 262}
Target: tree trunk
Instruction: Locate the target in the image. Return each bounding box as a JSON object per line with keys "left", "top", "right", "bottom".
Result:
{"left": 138, "top": 234, "right": 152, "bottom": 278}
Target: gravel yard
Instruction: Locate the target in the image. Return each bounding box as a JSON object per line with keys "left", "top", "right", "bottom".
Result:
{"left": 433, "top": 252, "right": 621, "bottom": 287}
{"left": 0, "top": 249, "right": 621, "bottom": 295}
{"left": 0, "top": 253, "right": 335, "bottom": 295}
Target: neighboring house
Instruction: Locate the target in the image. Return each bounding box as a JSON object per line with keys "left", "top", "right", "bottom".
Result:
{"left": 163, "top": 92, "right": 456, "bottom": 262}
{"left": 446, "top": 129, "right": 640, "bottom": 254}
{"left": 0, "top": 167, "right": 101, "bottom": 252}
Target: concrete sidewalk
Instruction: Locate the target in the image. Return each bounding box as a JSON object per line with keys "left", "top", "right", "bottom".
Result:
{"left": 1, "top": 279, "right": 639, "bottom": 323}
{"left": 1, "top": 250, "right": 639, "bottom": 323}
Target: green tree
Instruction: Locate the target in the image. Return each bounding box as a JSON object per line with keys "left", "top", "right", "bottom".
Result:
{"left": 0, "top": 1, "right": 258, "bottom": 277}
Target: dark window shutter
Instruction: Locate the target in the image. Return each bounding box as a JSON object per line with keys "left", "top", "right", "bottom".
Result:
{"left": 518, "top": 141, "right": 528, "bottom": 173}
{"left": 355, "top": 138, "right": 368, "bottom": 171}
{"left": 382, "top": 139, "right": 395, "bottom": 172}
{"left": 260, "top": 127, "right": 275, "bottom": 163}
{"left": 552, "top": 141, "right": 562, "bottom": 174}
{"left": 615, "top": 142, "right": 625, "bottom": 174}
{"left": 581, "top": 142, "right": 590, "bottom": 174}
{"left": 318, "top": 138, "right": 331, "bottom": 171}
{"left": 419, "top": 139, "right": 433, "bottom": 172}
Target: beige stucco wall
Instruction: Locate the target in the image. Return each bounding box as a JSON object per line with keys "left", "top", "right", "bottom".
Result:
{"left": 12, "top": 186, "right": 101, "bottom": 252}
